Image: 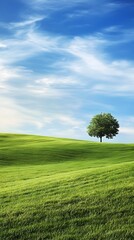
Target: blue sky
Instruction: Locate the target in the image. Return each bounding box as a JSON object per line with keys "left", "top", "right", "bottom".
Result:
{"left": 0, "top": 0, "right": 134, "bottom": 142}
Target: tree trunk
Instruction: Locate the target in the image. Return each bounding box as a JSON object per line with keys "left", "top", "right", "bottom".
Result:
{"left": 100, "top": 136, "right": 102, "bottom": 142}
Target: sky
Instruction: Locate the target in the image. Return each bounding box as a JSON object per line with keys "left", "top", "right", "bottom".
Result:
{"left": 0, "top": 0, "right": 134, "bottom": 143}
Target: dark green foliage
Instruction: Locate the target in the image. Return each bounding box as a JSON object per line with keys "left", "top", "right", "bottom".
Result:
{"left": 87, "top": 113, "right": 119, "bottom": 142}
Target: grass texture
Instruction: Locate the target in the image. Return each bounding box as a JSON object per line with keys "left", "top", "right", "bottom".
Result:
{"left": 0, "top": 134, "right": 134, "bottom": 240}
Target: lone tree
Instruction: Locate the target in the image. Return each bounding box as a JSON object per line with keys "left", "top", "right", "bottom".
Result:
{"left": 87, "top": 113, "right": 119, "bottom": 142}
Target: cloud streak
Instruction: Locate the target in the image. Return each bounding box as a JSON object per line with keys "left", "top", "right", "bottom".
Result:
{"left": 1, "top": 17, "right": 134, "bottom": 96}
{"left": 0, "top": 1, "right": 133, "bottom": 142}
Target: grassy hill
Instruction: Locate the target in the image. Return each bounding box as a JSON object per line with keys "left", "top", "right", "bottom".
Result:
{"left": 0, "top": 134, "right": 134, "bottom": 240}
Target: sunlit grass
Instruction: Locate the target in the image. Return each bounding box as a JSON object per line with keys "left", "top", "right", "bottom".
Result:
{"left": 0, "top": 134, "right": 134, "bottom": 240}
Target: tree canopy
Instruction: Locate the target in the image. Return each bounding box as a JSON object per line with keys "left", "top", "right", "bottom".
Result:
{"left": 87, "top": 113, "right": 119, "bottom": 142}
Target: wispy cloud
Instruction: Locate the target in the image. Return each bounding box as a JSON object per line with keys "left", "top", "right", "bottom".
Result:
{"left": 0, "top": 96, "right": 35, "bottom": 132}
{"left": 0, "top": 95, "right": 50, "bottom": 132}
{"left": 1, "top": 18, "right": 134, "bottom": 99}
{"left": 25, "top": 0, "right": 122, "bottom": 13}
{"left": 120, "top": 127, "right": 134, "bottom": 135}
{"left": 25, "top": 0, "right": 91, "bottom": 10}
{"left": 67, "top": 1, "right": 122, "bottom": 19}
{"left": 0, "top": 4, "right": 133, "bottom": 141}
{"left": 0, "top": 42, "right": 7, "bottom": 48}
{"left": 10, "top": 16, "right": 45, "bottom": 28}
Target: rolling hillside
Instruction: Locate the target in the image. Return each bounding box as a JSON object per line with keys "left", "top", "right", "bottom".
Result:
{"left": 0, "top": 134, "right": 134, "bottom": 240}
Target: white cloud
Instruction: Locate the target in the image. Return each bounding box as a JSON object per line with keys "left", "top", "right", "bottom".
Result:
{"left": 0, "top": 94, "right": 86, "bottom": 139}
{"left": 10, "top": 16, "right": 45, "bottom": 28}
{"left": 0, "top": 42, "right": 7, "bottom": 48}
{"left": 0, "top": 66, "right": 21, "bottom": 81}
{"left": 61, "top": 36, "right": 134, "bottom": 95}
{"left": 55, "top": 115, "right": 85, "bottom": 127}
{"left": 25, "top": 0, "right": 92, "bottom": 10}
{"left": 0, "top": 9, "right": 133, "bottom": 142}
{"left": 0, "top": 97, "right": 25, "bottom": 131}
{"left": 27, "top": 86, "right": 66, "bottom": 98}
{"left": 120, "top": 127, "right": 134, "bottom": 135}
{"left": 35, "top": 76, "right": 80, "bottom": 87}
{"left": 1, "top": 16, "right": 134, "bottom": 97}
{"left": 0, "top": 96, "right": 48, "bottom": 132}
{"left": 0, "top": 26, "right": 65, "bottom": 67}
{"left": 24, "top": 0, "right": 122, "bottom": 17}
{"left": 104, "top": 25, "right": 122, "bottom": 33}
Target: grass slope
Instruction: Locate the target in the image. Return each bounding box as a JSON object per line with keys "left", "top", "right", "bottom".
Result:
{"left": 0, "top": 134, "right": 134, "bottom": 240}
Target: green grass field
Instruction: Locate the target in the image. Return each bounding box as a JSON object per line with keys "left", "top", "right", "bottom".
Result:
{"left": 0, "top": 134, "right": 134, "bottom": 240}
